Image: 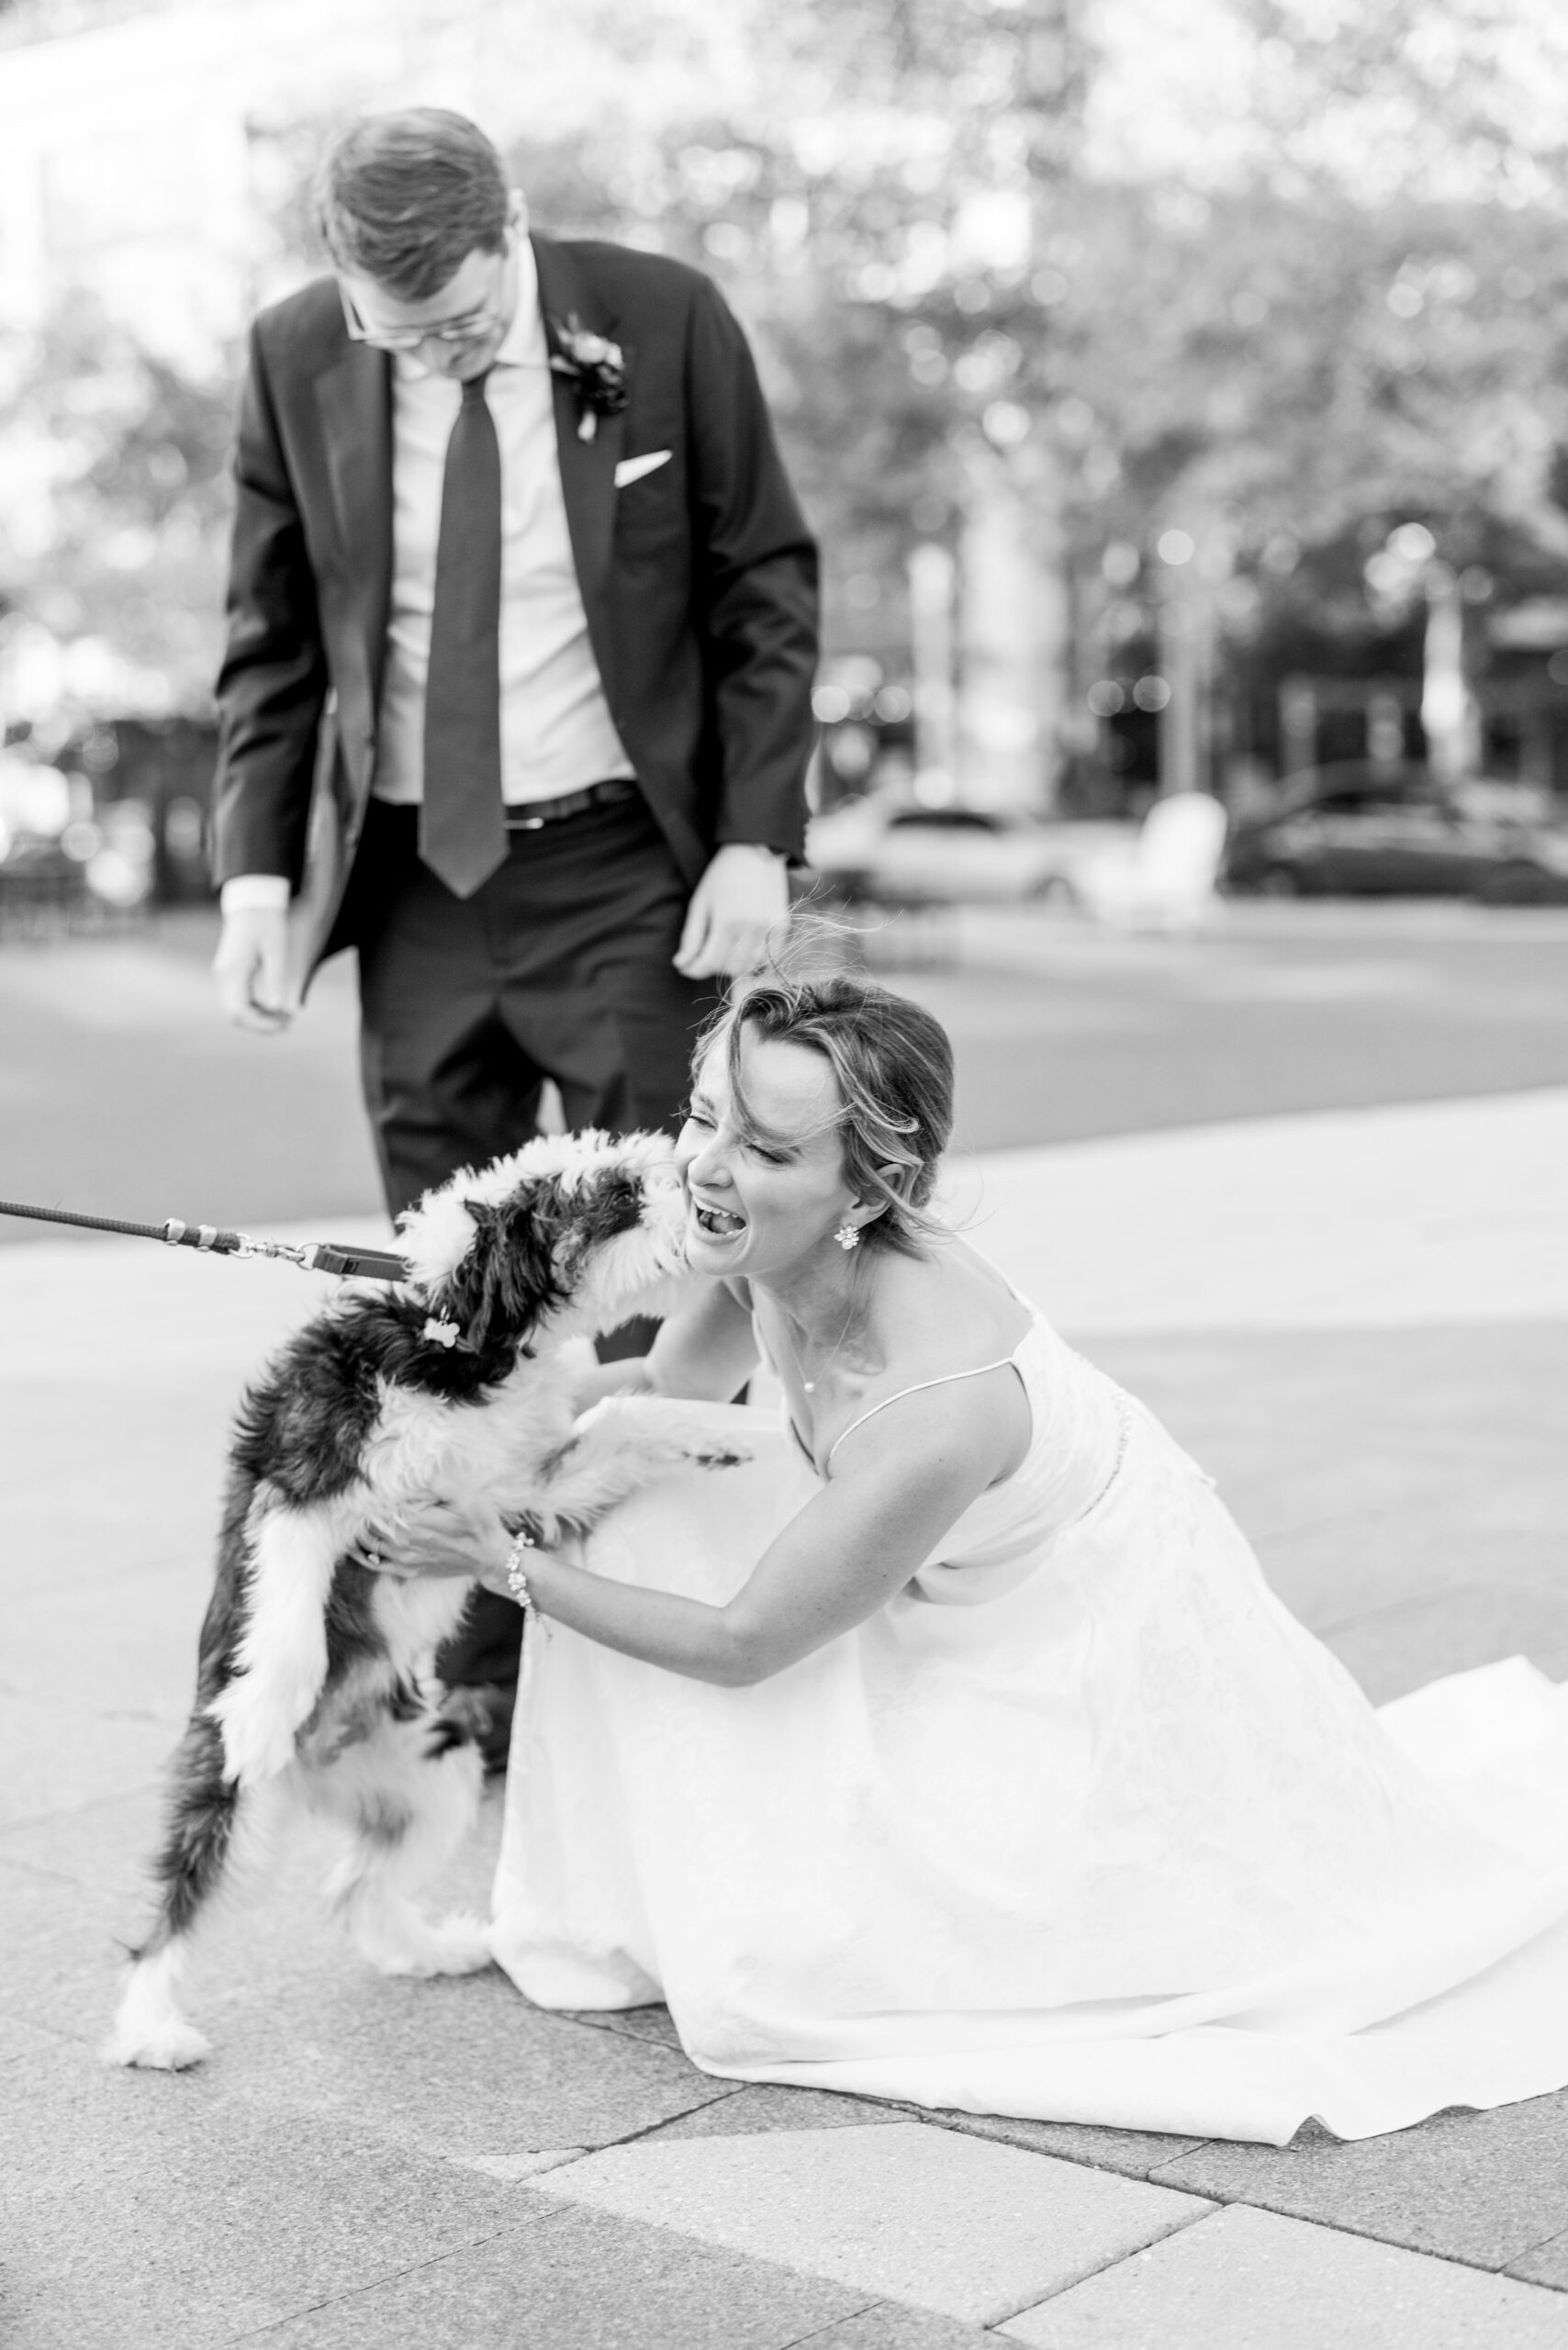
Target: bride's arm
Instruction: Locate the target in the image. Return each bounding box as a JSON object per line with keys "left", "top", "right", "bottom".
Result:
{"left": 383, "top": 1373, "right": 1016, "bottom": 1686}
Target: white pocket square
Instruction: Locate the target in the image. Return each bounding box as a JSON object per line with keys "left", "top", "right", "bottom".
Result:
{"left": 613, "top": 449, "right": 672, "bottom": 489}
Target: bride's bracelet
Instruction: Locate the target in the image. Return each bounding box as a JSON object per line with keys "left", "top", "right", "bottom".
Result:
{"left": 504, "top": 1526, "right": 536, "bottom": 1609}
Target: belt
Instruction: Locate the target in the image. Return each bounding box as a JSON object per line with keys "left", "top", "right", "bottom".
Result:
{"left": 503, "top": 778, "right": 640, "bottom": 831}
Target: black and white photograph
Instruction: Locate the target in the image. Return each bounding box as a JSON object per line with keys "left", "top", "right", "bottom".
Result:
{"left": 2, "top": 1, "right": 1568, "bottom": 2343}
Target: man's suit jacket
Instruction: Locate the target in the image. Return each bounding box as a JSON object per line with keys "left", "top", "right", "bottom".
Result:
{"left": 211, "top": 234, "right": 819, "bottom": 987}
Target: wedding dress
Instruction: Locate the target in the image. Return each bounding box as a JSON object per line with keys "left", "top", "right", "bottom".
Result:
{"left": 490, "top": 1302, "right": 1568, "bottom": 2145}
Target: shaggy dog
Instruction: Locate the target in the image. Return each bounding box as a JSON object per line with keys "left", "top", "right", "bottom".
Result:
{"left": 106, "top": 1128, "right": 742, "bottom": 2070}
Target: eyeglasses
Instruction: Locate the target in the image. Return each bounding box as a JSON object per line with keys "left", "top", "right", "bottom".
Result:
{"left": 338, "top": 245, "right": 510, "bottom": 353}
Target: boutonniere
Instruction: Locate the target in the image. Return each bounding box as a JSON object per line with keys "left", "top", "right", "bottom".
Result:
{"left": 547, "top": 314, "right": 629, "bottom": 442}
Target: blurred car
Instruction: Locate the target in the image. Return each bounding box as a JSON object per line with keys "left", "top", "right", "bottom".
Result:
{"left": 807, "top": 798, "right": 1128, "bottom": 904}
{"left": 1224, "top": 763, "right": 1568, "bottom": 903}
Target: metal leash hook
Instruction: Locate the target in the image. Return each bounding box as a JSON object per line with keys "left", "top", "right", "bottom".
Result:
{"left": 229, "top": 1231, "right": 314, "bottom": 1270}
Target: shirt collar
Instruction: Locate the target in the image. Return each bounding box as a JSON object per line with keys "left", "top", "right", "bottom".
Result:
{"left": 493, "top": 233, "right": 544, "bottom": 369}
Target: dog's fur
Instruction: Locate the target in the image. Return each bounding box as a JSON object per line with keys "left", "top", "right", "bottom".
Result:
{"left": 106, "top": 1129, "right": 744, "bottom": 2070}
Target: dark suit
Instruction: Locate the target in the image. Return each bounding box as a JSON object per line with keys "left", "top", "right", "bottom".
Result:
{"left": 214, "top": 233, "right": 817, "bottom": 984}
{"left": 213, "top": 234, "right": 817, "bottom": 1710}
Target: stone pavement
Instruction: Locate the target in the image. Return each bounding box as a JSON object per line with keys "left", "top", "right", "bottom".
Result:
{"left": 3, "top": 1091, "right": 1567, "bottom": 2346}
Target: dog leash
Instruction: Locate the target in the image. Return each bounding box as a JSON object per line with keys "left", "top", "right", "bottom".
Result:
{"left": 0, "top": 1196, "right": 409, "bottom": 1282}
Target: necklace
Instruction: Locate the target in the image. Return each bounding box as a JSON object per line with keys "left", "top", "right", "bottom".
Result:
{"left": 775, "top": 1286, "right": 860, "bottom": 1395}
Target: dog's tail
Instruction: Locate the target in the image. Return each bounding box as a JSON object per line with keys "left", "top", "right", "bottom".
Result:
{"left": 104, "top": 1712, "right": 240, "bottom": 2068}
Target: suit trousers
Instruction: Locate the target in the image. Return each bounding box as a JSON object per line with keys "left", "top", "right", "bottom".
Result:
{"left": 351, "top": 788, "right": 717, "bottom": 1692}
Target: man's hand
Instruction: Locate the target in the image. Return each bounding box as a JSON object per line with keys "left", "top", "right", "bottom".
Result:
{"left": 213, "top": 906, "right": 294, "bottom": 1033}
{"left": 674, "top": 845, "right": 789, "bottom": 980}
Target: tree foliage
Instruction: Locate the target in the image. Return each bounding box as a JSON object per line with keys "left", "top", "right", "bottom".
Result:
{"left": 7, "top": 0, "right": 1568, "bottom": 720}
{"left": 0, "top": 300, "right": 233, "bottom": 717}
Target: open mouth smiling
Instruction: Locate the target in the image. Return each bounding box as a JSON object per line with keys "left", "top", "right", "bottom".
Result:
{"left": 691, "top": 1201, "right": 747, "bottom": 1239}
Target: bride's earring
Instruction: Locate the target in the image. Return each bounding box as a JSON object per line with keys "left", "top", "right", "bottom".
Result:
{"left": 834, "top": 1222, "right": 860, "bottom": 1251}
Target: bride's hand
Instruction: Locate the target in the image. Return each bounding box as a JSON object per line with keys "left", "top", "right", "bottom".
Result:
{"left": 358, "top": 1497, "right": 511, "bottom": 1588}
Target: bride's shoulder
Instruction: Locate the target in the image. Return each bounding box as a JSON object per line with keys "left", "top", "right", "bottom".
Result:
{"left": 873, "top": 1240, "right": 1031, "bottom": 1367}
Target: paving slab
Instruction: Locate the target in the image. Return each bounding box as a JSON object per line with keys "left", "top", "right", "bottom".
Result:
{"left": 1148, "top": 2094, "right": 1568, "bottom": 2271}
{"left": 532, "top": 2121, "right": 1214, "bottom": 2325}
{"left": 1001, "top": 2202, "right": 1568, "bottom": 2349}
{"left": 0, "top": 1561, "right": 208, "bottom": 1723}
{"left": 0, "top": 1782, "right": 170, "bottom": 1900}
{"left": 1319, "top": 1583, "right": 1568, "bottom": 1704}
{"left": 1086, "top": 1335, "right": 1568, "bottom": 1475}
{"left": 0, "top": 1691, "right": 172, "bottom": 1830}
{"left": 6, "top": 1804, "right": 735, "bottom": 2165}
{"left": 1514, "top": 2234, "right": 1568, "bottom": 2292}
{"left": 953, "top": 1090, "right": 1568, "bottom": 1334}
{"left": 0, "top": 2010, "right": 69, "bottom": 2064}
{"left": 0, "top": 2031, "right": 531, "bottom": 2350}
{"left": 558, "top": 2000, "right": 685, "bottom": 2051}
{"left": 1250, "top": 1516, "right": 1563, "bottom": 1639}
{"left": 243, "top": 2196, "right": 873, "bottom": 2350}
{"left": 3, "top": 1851, "right": 157, "bottom": 2042}
{"left": 2, "top": 1823, "right": 404, "bottom": 2053}
{"left": 239, "top": 1968, "right": 734, "bottom": 2163}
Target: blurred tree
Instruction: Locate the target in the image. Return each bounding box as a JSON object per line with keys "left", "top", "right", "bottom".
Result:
{"left": 0, "top": 299, "right": 233, "bottom": 721}
{"left": 10, "top": 0, "right": 1568, "bottom": 786}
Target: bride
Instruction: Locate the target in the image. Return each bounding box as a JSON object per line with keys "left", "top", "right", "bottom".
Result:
{"left": 375, "top": 957, "right": 1568, "bottom": 2148}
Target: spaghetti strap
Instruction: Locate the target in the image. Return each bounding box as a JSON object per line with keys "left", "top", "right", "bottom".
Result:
{"left": 825, "top": 1356, "right": 1018, "bottom": 1471}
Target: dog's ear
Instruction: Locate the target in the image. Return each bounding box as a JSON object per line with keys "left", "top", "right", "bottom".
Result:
{"left": 438, "top": 1189, "right": 566, "bottom": 1355}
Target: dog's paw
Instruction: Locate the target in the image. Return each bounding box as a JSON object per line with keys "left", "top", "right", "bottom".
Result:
{"left": 100, "top": 2014, "right": 211, "bottom": 2072}
{"left": 364, "top": 1910, "right": 493, "bottom": 1977}
{"left": 423, "top": 1911, "right": 494, "bottom": 1975}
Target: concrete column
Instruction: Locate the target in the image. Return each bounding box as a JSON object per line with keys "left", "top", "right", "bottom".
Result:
{"left": 955, "top": 457, "right": 1066, "bottom": 813}
{"left": 908, "top": 543, "right": 958, "bottom": 801}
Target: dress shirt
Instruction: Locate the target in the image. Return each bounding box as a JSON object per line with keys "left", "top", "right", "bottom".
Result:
{"left": 222, "top": 237, "right": 633, "bottom": 914}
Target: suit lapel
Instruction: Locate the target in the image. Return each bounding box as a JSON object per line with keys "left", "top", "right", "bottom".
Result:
{"left": 532, "top": 235, "right": 626, "bottom": 675}
{"left": 313, "top": 341, "right": 393, "bottom": 698}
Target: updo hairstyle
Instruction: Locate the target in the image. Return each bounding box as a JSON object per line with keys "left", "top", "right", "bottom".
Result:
{"left": 702, "top": 950, "right": 955, "bottom": 1256}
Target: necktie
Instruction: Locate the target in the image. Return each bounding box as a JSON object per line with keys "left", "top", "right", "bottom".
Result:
{"left": 420, "top": 370, "right": 507, "bottom": 897}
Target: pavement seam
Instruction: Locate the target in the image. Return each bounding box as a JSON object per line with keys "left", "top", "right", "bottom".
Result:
{"left": 980, "top": 2197, "right": 1221, "bottom": 2328}
{"left": 213, "top": 2202, "right": 579, "bottom": 2344}
{"left": 1137, "top": 2174, "right": 1558, "bottom": 2281}
{"left": 925, "top": 2104, "right": 1218, "bottom": 2178}
{"left": 569, "top": 2076, "right": 758, "bottom": 2153}
{"left": 1504, "top": 2224, "right": 1568, "bottom": 2276}
{"left": 773, "top": 2296, "right": 887, "bottom": 2347}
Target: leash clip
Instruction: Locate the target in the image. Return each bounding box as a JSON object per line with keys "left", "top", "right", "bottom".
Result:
{"left": 232, "top": 1232, "right": 311, "bottom": 1269}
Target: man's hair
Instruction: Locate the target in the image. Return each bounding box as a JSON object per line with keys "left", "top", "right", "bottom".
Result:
{"left": 315, "top": 109, "right": 510, "bottom": 300}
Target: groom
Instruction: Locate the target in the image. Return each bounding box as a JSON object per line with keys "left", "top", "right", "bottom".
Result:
{"left": 209, "top": 108, "right": 818, "bottom": 1750}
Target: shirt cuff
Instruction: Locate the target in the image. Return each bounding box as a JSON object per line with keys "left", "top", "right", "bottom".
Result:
{"left": 220, "top": 876, "right": 291, "bottom": 914}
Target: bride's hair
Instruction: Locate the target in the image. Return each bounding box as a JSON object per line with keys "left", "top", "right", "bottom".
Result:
{"left": 700, "top": 923, "right": 955, "bottom": 1256}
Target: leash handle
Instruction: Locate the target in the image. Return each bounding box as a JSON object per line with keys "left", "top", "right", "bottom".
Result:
{"left": 161, "top": 1218, "right": 248, "bottom": 1255}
